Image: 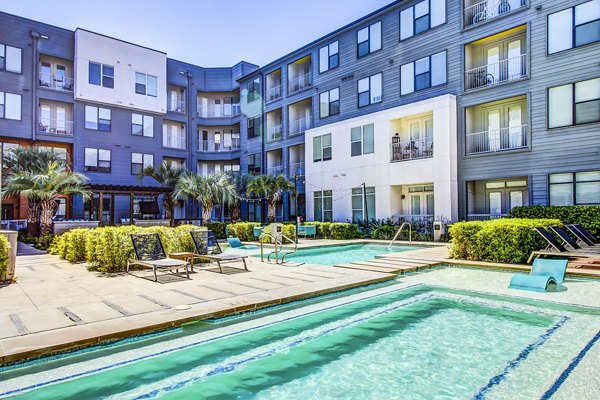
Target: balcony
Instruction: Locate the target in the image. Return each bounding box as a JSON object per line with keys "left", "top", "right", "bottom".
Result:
{"left": 167, "top": 99, "right": 186, "bottom": 114}
{"left": 288, "top": 55, "right": 312, "bottom": 94}
{"left": 288, "top": 73, "right": 311, "bottom": 93}
{"left": 38, "top": 119, "right": 73, "bottom": 136}
{"left": 199, "top": 138, "right": 241, "bottom": 152}
{"left": 266, "top": 124, "right": 283, "bottom": 142}
{"left": 39, "top": 72, "right": 73, "bottom": 92}
{"left": 464, "top": 0, "right": 527, "bottom": 28}
{"left": 267, "top": 165, "right": 284, "bottom": 176}
{"left": 465, "top": 53, "right": 527, "bottom": 90}
{"left": 267, "top": 85, "right": 282, "bottom": 102}
{"left": 289, "top": 116, "right": 312, "bottom": 136}
{"left": 466, "top": 125, "right": 528, "bottom": 155}
{"left": 197, "top": 103, "right": 241, "bottom": 118}
{"left": 391, "top": 138, "right": 433, "bottom": 162}
{"left": 288, "top": 162, "right": 305, "bottom": 178}
{"left": 163, "top": 134, "right": 186, "bottom": 149}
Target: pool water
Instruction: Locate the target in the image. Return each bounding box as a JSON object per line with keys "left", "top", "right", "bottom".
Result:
{"left": 2, "top": 285, "right": 599, "bottom": 399}
{"left": 253, "top": 243, "right": 424, "bottom": 265}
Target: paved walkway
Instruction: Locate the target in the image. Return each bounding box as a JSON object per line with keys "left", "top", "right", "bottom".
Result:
{"left": 16, "top": 242, "right": 47, "bottom": 256}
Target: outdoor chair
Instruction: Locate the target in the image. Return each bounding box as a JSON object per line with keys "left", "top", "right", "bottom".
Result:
{"left": 527, "top": 227, "right": 600, "bottom": 263}
{"left": 567, "top": 224, "right": 600, "bottom": 247}
{"left": 127, "top": 233, "right": 190, "bottom": 282}
{"left": 190, "top": 230, "right": 248, "bottom": 273}
{"left": 227, "top": 237, "right": 259, "bottom": 250}
{"left": 508, "top": 258, "right": 567, "bottom": 292}
{"left": 297, "top": 225, "right": 317, "bottom": 238}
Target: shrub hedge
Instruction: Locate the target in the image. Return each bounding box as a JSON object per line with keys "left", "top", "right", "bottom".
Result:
{"left": 207, "top": 221, "right": 228, "bottom": 239}
{"left": 0, "top": 234, "right": 11, "bottom": 279}
{"left": 449, "top": 218, "right": 561, "bottom": 264}
{"left": 50, "top": 225, "right": 201, "bottom": 273}
{"left": 302, "top": 221, "right": 363, "bottom": 239}
{"left": 227, "top": 222, "right": 261, "bottom": 241}
{"left": 509, "top": 205, "right": 600, "bottom": 237}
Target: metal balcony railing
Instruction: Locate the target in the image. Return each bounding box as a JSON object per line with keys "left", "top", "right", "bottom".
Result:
{"left": 288, "top": 162, "right": 305, "bottom": 178}
{"left": 391, "top": 138, "right": 433, "bottom": 162}
{"left": 197, "top": 103, "right": 241, "bottom": 118}
{"left": 267, "top": 84, "right": 282, "bottom": 101}
{"left": 467, "top": 214, "right": 508, "bottom": 220}
{"left": 266, "top": 125, "right": 283, "bottom": 142}
{"left": 466, "top": 125, "right": 528, "bottom": 155}
{"left": 266, "top": 165, "right": 284, "bottom": 176}
{"left": 289, "top": 116, "right": 311, "bottom": 136}
{"left": 464, "top": 0, "right": 527, "bottom": 28}
{"left": 198, "top": 138, "right": 241, "bottom": 152}
{"left": 167, "top": 99, "right": 186, "bottom": 113}
{"left": 39, "top": 72, "right": 73, "bottom": 91}
{"left": 38, "top": 119, "right": 73, "bottom": 135}
{"left": 288, "top": 72, "right": 311, "bottom": 93}
{"left": 465, "top": 53, "right": 527, "bottom": 90}
{"left": 163, "top": 134, "right": 186, "bottom": 149}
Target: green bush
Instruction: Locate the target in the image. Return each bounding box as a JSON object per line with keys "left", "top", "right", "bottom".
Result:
{"left": 207, "top": 221, "right": 228, "bottom": 239}
{"left": 329, "top": 223, "right": 363, "bottom": 240}
{"left": 509, "top": 205, "right": 600, "bottom": 237}
{"left": 260, "top": 224, "right": 297, "bottom": 243}
{"left": 0, "top": 234, "right": 11, "bottom": 279}
{"left": 304, "top": 222, "right": 331, "bottom": 239}
{"left": 227, "top": 222, "right": 261, "bottom": 242}
{"left": 449, "top": 218, "right": 561, "bottom": 264}
{"left": 370, "top": 225, "right": 396, "bottom": 240}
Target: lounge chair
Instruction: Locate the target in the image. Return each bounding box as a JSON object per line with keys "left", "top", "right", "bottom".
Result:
{"left": 550, "top": 226, "right": 582, "bottom": 250}
{"left": 227, "top": 237, "right": 259, "bottom": 250}
{"left": 191, "top": 230, "right": 249, "bottom": 273}
{"left": 127, "top": 233, "right": 190, "bottom": 281}
{"left": 567, "top": 224, "right": 600, "bottom": 246}
{"left": 297, "top": 225, "right": 317, "bottom": 238}
{"left": 508, "top": 258, "right": 567, "bottom": 292}
{"left": 527, "top": 227, "right": 600, "bottom": 263}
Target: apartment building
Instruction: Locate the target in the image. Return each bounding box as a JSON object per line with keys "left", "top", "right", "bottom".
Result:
{"left": 0, "top": 0, "right": 598, "bottom": 225}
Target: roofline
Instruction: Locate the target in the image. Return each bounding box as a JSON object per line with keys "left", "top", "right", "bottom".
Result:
{"left": 75, "top": 28, "right": 167, "bottom": 55}
{"left": 0, "top": 11, "right": 73, "bottom": 34}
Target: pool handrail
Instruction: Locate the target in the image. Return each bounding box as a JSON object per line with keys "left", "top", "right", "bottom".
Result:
{"left": 388, "top": 222, "right": 412, "bottom": 249}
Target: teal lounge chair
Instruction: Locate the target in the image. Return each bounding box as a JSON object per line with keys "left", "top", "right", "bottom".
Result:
{"left": 508, "top": 258, "right": 568, "bottom": 292}
{"left": 227, "top": 237, "right": 259, "bottom": 250}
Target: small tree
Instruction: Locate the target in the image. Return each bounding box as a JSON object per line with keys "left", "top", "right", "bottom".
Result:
{"left": 224, "top": 172, "right": 251, "bottom": 223}
{"left": 2, "top": 162, "right": 90, "bottom": 237}
{"left": 174, "top": 172, "right": 236, "bottom": 225}
{"left": 246, "top": 174, "right": 295, "bottom": 223}
{"left": 139, "top": 163, "right": 186, "bottom": 227}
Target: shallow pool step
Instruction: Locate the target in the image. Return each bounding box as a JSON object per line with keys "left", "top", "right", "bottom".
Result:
{"left": 377, "top": 258, "right": 441, "bottom": 268}
{"left": 333, "top": 263, "right": 404, "bottom": 274}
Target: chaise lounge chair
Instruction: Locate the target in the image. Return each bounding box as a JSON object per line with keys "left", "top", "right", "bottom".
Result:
{"left": 566, "top": 224, "right": 600, "bottom": 247}
{"left": 551, "top": 226, "right": 600, "bottom": 252}
{"left": 527, "top": 227, "right": 600, "bottom": 263}
{"left": 127, "top": 233, "right": 190, "bottom": 282}
{"left": 508, "top": 258, "right": 567, "bottom": 292}
{"left": 191, "top": 230, "right": 249, "bottom": 273}
{"left": 227, "top": 237, "right": 259, "bottom": 250}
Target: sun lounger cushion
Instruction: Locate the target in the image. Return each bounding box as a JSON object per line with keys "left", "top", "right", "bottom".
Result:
{"left": 227, "top": 237, "right": 259, "bottom": 250}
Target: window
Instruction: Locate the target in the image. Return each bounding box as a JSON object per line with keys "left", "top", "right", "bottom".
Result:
{"left": 548, "top": 78, "right": 600, "bottom": 128}
{"left": 131, "top": 153, "right": 154, "bottom": 175}
{"left": 247, "top": 77, "right": 260, "bottom": 102}
{"left": 358, "top": 73, "right": 383, "bottom": 107}
{"left": 549, "top": 171, "right": 600, "bottom": 205}
{"left": 247, "top": 116, "right": 261, "bottom": 138}
{"left": 131, "top": 113, "right": 154, "bottom": 137}
{"left": 135, "top": 72, "right": 157, "bottom": 96}
{"left": 319, "top": 41, "right": 339, "bottom": 73}
{"left": 319, "top": 88, "right": 340, "bottom": 118}
{"left": 88, "top": 62, "right": 114, "bottom": 88}
{"left": 85, "top": 106, "right": 111, "bottom": 131}
{"left": 352, "top": 186, "right": 376, "bottom": 221}
{"left": 0, "top": 92, "right": 21, "bottom": 120}
{"left": 548, "top": 0, "right": 600, "bottom": 54}
{"left": 37, "top": 146, "right": 68, "bottom": 161}
{"left": 357, "top": 21, "right": 382, "bottom": 58}
{"left": 84, "top": 148, "right": 111, "bottom": 172}
{"left": 162, "top": 123, "right": 186, "bottom": 149}
{"left": 0, "top": 44, "right": 22, "bottom": 73}
{"left": 351, "top": 124, "right": 375, "bottom": 157}
{"left": 314, "top": 190, "right": 333, "bottom": 221}
{"left": 400, "top": 0, "right": 446, "bottom": 40}
{"left": 401, "top": 51, "right": 447, "bottom": 95}
{"left": 248, "top": 153, "right": 261, "bottom": 175}
{"left": 312, "top": 134, "right": 332, "bottom": 162}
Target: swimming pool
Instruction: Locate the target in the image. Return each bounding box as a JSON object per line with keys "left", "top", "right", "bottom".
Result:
{"left": 252, "top": 243, "right": 424, "bottom": 265}
{"left": 2, "top": 283, "right": 599, "bottom": 399}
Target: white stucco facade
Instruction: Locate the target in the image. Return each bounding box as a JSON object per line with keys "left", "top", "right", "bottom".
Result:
{"left": 305, "top": 94, "right": 458, "bottom": 222}
{"left": 74, "top": 29, "right": 167, "bottom": 114}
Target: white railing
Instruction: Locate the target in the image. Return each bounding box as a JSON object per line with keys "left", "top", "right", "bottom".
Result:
{"left": 467, "top": 214, "right": 508, "bottom": 221}
{"left": 197, "top": 103, "right": 241, "bottom": 118}
{"left": 391, "top": 138, "right": 433, "bottom": 162}
{"left": 394, "top": 214, "right": 434, "bottom": 226}
{"left": 266, "top": 165, "right": 283, "bottom": 176}
{"left": 465, "top": 53, "right": 527, "bottom": 90}
{"left": 466, "top": 125, "right": 527, "bottom": 155}
{"left": 198, "top": 138, "right": 241, "bottom": 152}
{"left": 464, "top": 0, "right": 527, "bottom": 27}
{"left": 0, "top": 219, "right": 27, "bottom": 231}
{"left": 167, "top": 99, "right": 186, "bottom": 113}
{"left": 38, "top": 119, "right": 73, "bottom": 135}
{"left": 163, "top": 134, "right": 186, "bottom": 149}
{"left": 267, "top": 85, "right": 282, "bottom": 101}
{"left": 289, "top": 116, "right": 312, "bottom": 136}
{"left": 39, "top": 72, "right": 73, "bottom": 91}
{"left": 266, "top": 124, "right": 283, "bottom": 142}
{"left": 288, "top": 72, "right": 311, "bottom": 92}
{"left": 288, "top": 162, "right": 305, "bottom": 177}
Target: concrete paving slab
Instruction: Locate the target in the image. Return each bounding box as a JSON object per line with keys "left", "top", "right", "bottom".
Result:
{"left": 16, "top": 308, "right": 76, "bottom": 334}
{"left": 101, "top": 293, "right": 165, "bottom": 315}
{"left": 65, "top": 302, "right": 125, "bottom": 324}
{"left": 0, "top": 315, "right": 21, "bottom": 339}
{"left": 138, "top": 290, "right": 204, "bottom": 308}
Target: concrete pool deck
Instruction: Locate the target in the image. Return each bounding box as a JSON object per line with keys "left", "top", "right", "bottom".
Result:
{"left": 1, "top": 239, "right": 600, "bottom": 366}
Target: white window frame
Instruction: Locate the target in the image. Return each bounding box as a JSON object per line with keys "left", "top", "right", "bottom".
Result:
{"left": 547, "top": 0, "right": 600, "bottom": 54}
{"left": 351, "top": 186, "right": 376, "bottom": 221}
{"left": 313, "top": 190, "right": 333, "bottom": 222}
{"left": 0, "top": 91, "right": 22, "bottom": 120}
{"left": 350, "top": 124, "right": 375, "bottom": 157}
{"left": 131, "top": 113, "right": 154, "bottom": 137}
{"left": 319, "top": 88, "right": 340, "bottom": 118}
{"left": 357, "top": 21, "right": 382, "bottom": 58}
{"left": 0, "top": 43, "right": 22, "bottom": 73}
{"left": 357, "top": 73, "right": 383, "bottom": 107}
{"left": 319, "top": 41, "right": 339, "bottom": 73}
{"left": 312, "top": 133, "right": 332, "bottom": 162}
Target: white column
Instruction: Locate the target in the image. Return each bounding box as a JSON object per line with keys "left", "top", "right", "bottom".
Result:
{"left": 432, "top": 96, "right": 458, "bottom": 221}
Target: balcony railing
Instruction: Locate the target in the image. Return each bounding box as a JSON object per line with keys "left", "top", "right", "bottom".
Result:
{"left": 198, "top": 138, "right": 241, "bottom": 152}
{"left": 163, "top": 134, "right": 186, "bottom": 149}
{"left": 267, "top": 84, "right": 282, "bottom": 102}
{"left": 465, "top": 53, "right": 527, "bottom": 90}
{"left": 39, "top": 72, "right": 73, "bottom": 92}
{"left": 266, "top": 124, "right": 283, "bottom": 142}
{"left": 394, "top": 214, "right": 434, "bottom": 226}
{"left": 467, "top": 213, "right": 508, "bottom": 221}
{"left": 464, "top": 0, "right": 527, "bottom": 28}
{"left": 197, "top": 104, "right": 241, "bottom": 118}
{"left": 289, "top": 116, "right": 312, "bottom": 136}
{"left": 288, "top": 162, "right": 305, "bottom": 178}
{"left": 38, "top": 119, "right": 73, "bottom": 135}
{"left": 466, "top": 125, "right": 527, "bottom": 155}
{"left": 266, "top": 165, "right": 284, "bottom": 176}
{"left": 391, "top": 138, "right": 433, "bottom": 162}
{"left": 288, "top": 72, "right": 311, "bottom": 93}
{"left": 167, "top": 99, "right": 186, "bottom": 114}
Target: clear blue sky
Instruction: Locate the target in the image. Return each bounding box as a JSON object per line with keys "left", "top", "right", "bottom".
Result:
{"left": 2, "top": 0, "right": 395, "bottom": 67}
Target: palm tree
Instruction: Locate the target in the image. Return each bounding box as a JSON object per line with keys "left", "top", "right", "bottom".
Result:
{"left": 173, "top": 172, "right": 236, "bottom": 225}
{"left": 3, "top": 147, "right": 67, "bottom": 237}
{"left": 246, "top": 174, "right": 295, "bottom": 223}
{"left": 139, "top": 163, "right": 186, "bottom": 227}
{"left": 2, "top": 162, "right": 90, "bottom": 237}
{"left": 223, "top": 172, "right": 251, "bottom": 222}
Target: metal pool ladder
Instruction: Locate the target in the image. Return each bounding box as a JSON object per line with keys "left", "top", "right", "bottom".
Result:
{"left": 388, "top": 222, "right": 412, "bottom": 250}
{"left": 259, "top": 233, "right": 298, "bottom": 264}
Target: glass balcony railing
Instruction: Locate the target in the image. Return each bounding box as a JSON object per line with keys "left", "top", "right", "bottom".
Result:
{"left": 38, "top": 118, "right": 73, "bottom": 135}
{"left": 266, "top": 84, "right": 282, "bottom": 102}
{"left": 197, "top": 104, "right": 241, "bottom": 118}
{"left": 198, "top": 138, "right": 241, "bottom": 152}
{"left": 288, "top": 162, "right": 305, "bottom": 178}
{"left": 266, "top": 124, "right": 283, "bottom": 142}
{"left": 289, "top": 116, "right": 312, "bottom": 136}
{"left": 39, "top": 72, "right": 73, "bottom": 92}
{"left": 288, "top": 72, "right": 311, "bottom": 93}
{"left": 167, "top": 99, "right": 186, "bottom": 114}
{"left": 266, "top": 165, "right": 283, "bottom": 176}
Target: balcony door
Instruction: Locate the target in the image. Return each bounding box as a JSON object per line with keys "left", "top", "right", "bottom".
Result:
{"left": 56, "top": 107, "right": 66, "bottom": 133}
{"left": 484, "top": 38, "right": 523, "bottom": 83}
{"left": 40, "top": 105, "right": 51, "bottom": 131}
{"left": 485, "top": 180, "right": 527, "bottom": 216}
{"left": 483, "top": 100, "right": 526, "bottom": 151}
{"left": 169, "top": 90, "right": 178, "bottom": 111}
{"left": 214, "top": 99, "right": 222, "bottom": 117}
